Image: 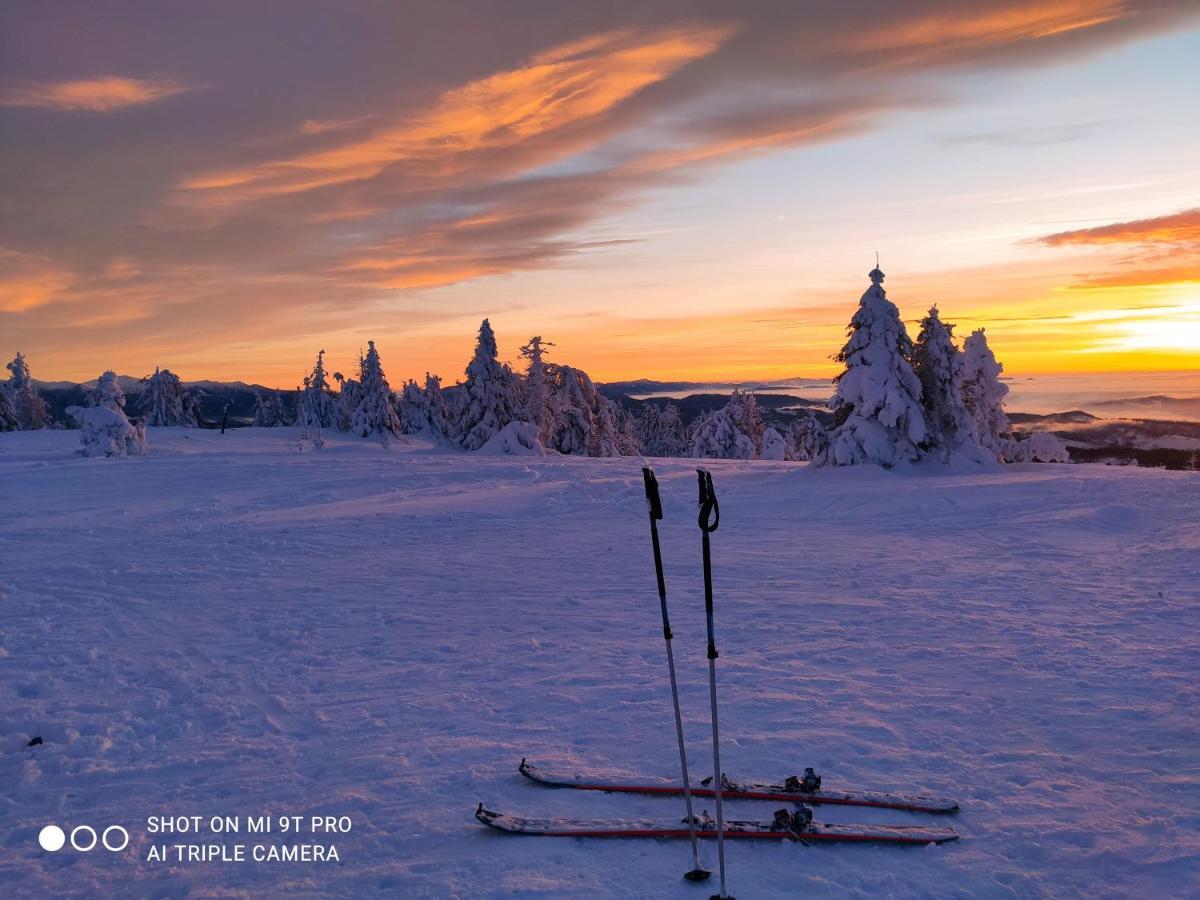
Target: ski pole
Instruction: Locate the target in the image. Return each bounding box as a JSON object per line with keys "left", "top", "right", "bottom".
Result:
{"left": 697, "top": 469, "right": 732, "bottom": 900}
{"left": 642, "top": 467, "right": 710, "bottom": 884}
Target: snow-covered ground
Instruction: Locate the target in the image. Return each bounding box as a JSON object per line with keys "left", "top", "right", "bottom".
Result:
{"left": 2, "top": 428, "right": 1198, "bottom": 898}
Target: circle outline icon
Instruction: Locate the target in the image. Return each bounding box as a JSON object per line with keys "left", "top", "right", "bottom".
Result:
{"left": 102, "top": 825, "right": 130, "bottom": 852}
{"left": 70, "top": 825, "right": 98, "bottom": 852}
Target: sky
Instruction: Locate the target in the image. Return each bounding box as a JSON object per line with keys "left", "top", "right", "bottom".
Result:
{"left": 2, "top": 1, "right": 1198, "bottom": 388}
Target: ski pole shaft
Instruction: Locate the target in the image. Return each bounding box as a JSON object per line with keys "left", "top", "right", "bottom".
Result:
{"left": 642, "top": 468, "right": 707, "bottom": 882}
{"left": 697, "top": 469, "right": 731, "bottom": 900}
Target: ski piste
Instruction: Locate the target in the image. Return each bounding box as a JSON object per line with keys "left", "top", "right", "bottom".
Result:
{"left": 476, "top": 805, "right": 959, "bottom": 846}
{"left": 519, "top": 759, "right": 959, "bottom": 814}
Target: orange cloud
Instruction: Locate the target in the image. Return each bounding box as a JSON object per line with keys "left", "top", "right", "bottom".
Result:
{"left": 0, "top": 250, "right": 75, "bottom": 312}
{"left": 1, "top": 76, "right": 191, "bottom": 112}
{"left": 181, "top": 24, "right": 732, "bottom": 205}
{"left": 849, "top": 0, "right": 1128, "bottom": 54}
{"left": 1036, "top": 208, "right": 1200, "bottom": 246}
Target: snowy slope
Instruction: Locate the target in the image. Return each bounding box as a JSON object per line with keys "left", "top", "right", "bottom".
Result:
{"left": 1, "top": 429, "right": 1198, "bottom": 898}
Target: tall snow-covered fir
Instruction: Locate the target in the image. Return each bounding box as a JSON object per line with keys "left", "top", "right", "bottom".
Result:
{"left": 5, "top": 352, "right": 50, "bottom": 430}
{"left": 140, "top": 367, "right": 199, "bottom": 427}
{"left": 912, "top": 306, "right": 981, "bottom": 463}
{"left": 518, "top": 336, "right": 555, "bottom": 443}
{"left": 456, "top": 319, "right": 518, "bottom": 450}
{"left": 822, "top": 266, "right": 926, "bottom": 467}
{"left": 297, "top": 350, "right": 336, "bottom": 429}
{"left": 351, "top": 341, "right": 402, "bottom": 442}
{"left": 960, "top": 328, "right": 1011, "bottom": 462}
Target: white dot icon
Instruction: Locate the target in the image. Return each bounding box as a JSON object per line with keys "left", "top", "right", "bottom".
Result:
{"left": 38, "top": 825, "right": 66, "bottom": 852}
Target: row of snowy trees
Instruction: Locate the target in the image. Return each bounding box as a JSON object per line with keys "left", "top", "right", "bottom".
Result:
{"left": 285, "top": 323, "right": 642, "bottom": 455}
{"left": 2, "top": 266, "right": 1066, "bottom": 466}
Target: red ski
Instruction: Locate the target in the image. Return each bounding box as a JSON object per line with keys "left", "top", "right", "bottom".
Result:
{"left": 519, "top": 759, "right": 959, "bottom": 814}
{"left": 475, "top": 804, "right": 959, "bottom": 846}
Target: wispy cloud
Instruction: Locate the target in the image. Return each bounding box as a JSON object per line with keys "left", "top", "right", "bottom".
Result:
{"left": 1, "top": 76, "right": 193, "bottom": 112}
{"left": 1036, "top": 208, "right": 1200, "bottom": 246}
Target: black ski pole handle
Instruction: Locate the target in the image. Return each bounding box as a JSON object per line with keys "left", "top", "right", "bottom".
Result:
{"left": 642, "top": 467, "right": 664, "bottom": 520}
{"left": 697, "top": 469, "right": 719, "bottom": 533}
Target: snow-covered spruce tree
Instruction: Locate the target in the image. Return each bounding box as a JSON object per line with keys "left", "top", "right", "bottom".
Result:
{"left": 5, "top": 352, "right": 50, "bottom": 430}
{"left": 725, "top": 390, "right": 766, "bottom": 457}
{"left": 140, "top": 367, "right": 198, "bottom": 427}
{"left": 960, "top": 328, "right": 1011, "bottom": 462}
{"left": 298, "top": 350, "right": 336, "bottom": 428}
{"left": 789, "top": 413, "right": 829, "bottom": 461}
{"left": 66, "top": 403, "right": 147, "bottom": 457}
{"left": 912, "top": 306, "right": 981, "bottom": 463}
{"left": 399, "top": 379, "right": 426, "bottom": 435}
{"left": 821, "top": 266, "right": 925, "bottom": 467}
{"left": 1005, "top": 431, "right": 1070, "bottom": 463}
{"left": 422, "top": 374, "right": 451, "bottom": 439}
{"left": 689, "top": 407, "right": 756, "bottom": 460}
{"left": 253, "top": 390, "right": 287, "bottom": 427}
{"left": 0, "top": 385, "right": 19, "bottom": 432}
{"left": 399, "top": 373, "right": 452, "bottom": 440}
{"left": 351, "top": 340, "right": 402, "bottom": 442}
{"left": 456, "top": 319, "right": 518, "bottom": 450}
{"left": 548, "top": 364, "right": 594, "bottom": 454}
{"left": 615, "top": 405, "right": 642, "bottom": 456}
{"left": 761, "top": 426, "right": 789, "bottom": 460}
{"left": 637, "top": 402, "right": 688, "bottom": 458}
{"left": 333, "top": 366, "right": 361, "bottom": 432}
{"left": 88, "top": 370, "right": 126, "bottom": 412}
{"left": 518, "top": 335, "right": 556, "bottom": 442}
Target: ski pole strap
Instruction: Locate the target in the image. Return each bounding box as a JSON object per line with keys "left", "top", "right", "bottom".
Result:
{"left": 642, "top": 467, "right": 663, "bottom": 520}
{"left": 696, "top": 469, "right": 719, "bottom": 533}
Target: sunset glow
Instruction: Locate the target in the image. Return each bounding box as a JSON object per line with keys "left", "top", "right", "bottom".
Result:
{"left": 1, "top": 2, "right": 1197, "bottom": 388}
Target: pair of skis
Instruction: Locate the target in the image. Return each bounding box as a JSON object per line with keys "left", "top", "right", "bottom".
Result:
{"left": 475, "top": 468, "right": 959, "bottom": 896}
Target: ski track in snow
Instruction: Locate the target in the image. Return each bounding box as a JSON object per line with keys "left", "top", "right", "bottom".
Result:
{"left": 1, "top": 428, "right": 1198, "bottom": 898}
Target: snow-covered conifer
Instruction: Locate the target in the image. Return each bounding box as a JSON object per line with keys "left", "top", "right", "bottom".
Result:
{"left": 456, "top": 319, "right": 517, "bottom": 450}
{"left": 725, "top": 390, "right": 766, "bottom": 457}
{"left": 1006, "top": 431, "right": 1070, "bottom": 463}
{"left": 912, "top": 306, "right": 980, "bottom": 462}
{"left": 637, "top": 402, "right": 688, "bottom": 458}
{"left": 399, "top": 379, "right": 426, "bottom": 435}
{"left": 334, "top": 367, "right": 361, "bottom": 432}
{"left": 761, "top": 426, "right": 789, "bottom": 460}
{"left": 67, "top": 404, "right": 147, "bottom": 457}
{"left": 140, "top": 367, "right": 198, "bottom": 427}
{"left": 88, "top": 370, "right": 126, "bottom": 412}
{"left": 518, "top": 336, "right": 556, "bottom": 442}
{"left": 615, "top": 405, "right": 642, "bottom": 456}
{"left": 789, "top": 413, "right": 829, "bottom": 461}
{"left": 822, "top": 266, "right": 925, "bottom": 467}
{"left": 351, "top": 340, "right": 402, "bottom": 442}
{"left": 961, "top": 328, "right": 1011, "bottom": 461}
{"left": 423, "top": 374, "right": 451, "bottom": 439}
{"left": 547, "top": 365, "right": 595, "bottom": 455}
{"left": 689, "top": 408, "right": 755, "bottom": 460}
{"left": 298, "top": 350, "right": 336, "bottom": 428}
{"left": 253, "top": 390, "right": 287, "bottom": 427}
{"left": 0, "top": 385, "right": 19, "bottom": 432}
{"left": 5, "top": 352, "right": 50, "bottom": 430}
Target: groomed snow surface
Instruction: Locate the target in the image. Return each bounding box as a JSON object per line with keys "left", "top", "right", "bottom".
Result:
{"left": 1, "top": 428, "right": 1197, "bottom": 898}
